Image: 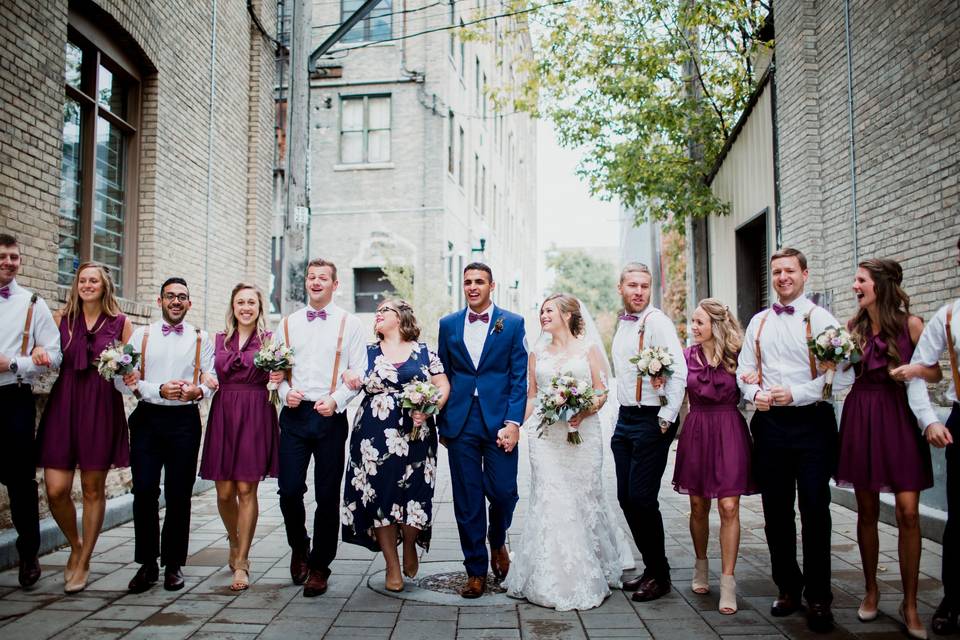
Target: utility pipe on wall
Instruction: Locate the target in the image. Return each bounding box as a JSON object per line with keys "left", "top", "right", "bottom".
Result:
{"left": 843, "top": 0, "right": 858, "bottom": 269}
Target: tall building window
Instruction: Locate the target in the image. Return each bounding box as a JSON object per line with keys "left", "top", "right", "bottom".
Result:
{"left": 473, "top": 153, "right": 480, "bottom": 208}
{"left": 341, "top": 0, "right": 392, "bottom": 43}
{"left": 340, "top": 95, "right": 391, "bottom": 164}
{"left": 458, "top": 20, "right": 465, "bottom": 78}
{"left": 448, "top": 0, "right": 456, "bottom": 60}
{"left": 481, "top": 72, "right": 488, "bottom": 123}
{"left": 475, "top": 57, "right": 481, "bottom": 110}
{"left": 353, "top": 267, "right": 397, "bottom": 312}
{"left": 61, "top": 22, "right": 142, "bottom": 296}
{"left": 458, "top": 126, "right": 465, "bottom": 186}
{"left": 447, "top": 111, "right": 455, "bottom": 174}
{"left": 480, "top": 165, "right": 486, "bottom": 216}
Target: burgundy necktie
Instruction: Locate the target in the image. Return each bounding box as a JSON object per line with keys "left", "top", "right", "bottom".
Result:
{"left": 307, "top": 309, "right": 327, "bottom": 322}
{"left": 0, "top": 286, "right": 9, "bottom": 300}
{"left": 772, "top": 303, "right": 795, "bottom": 316}
{"left": 619, "top": 313, "right": 638, "bottom": 322}
{"left": 161, "top": 323, "right": 184, "bottom": 336}
{"left": 468, "top": 312, "right": 489, "bottom": 324}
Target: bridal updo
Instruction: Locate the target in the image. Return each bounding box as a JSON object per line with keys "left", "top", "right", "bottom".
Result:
{"left": 541, "top": 293, "right": 585, "bottom": 337}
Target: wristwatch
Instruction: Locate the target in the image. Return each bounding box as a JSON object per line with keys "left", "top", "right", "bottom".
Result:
{"left": 658, "top": 417, "right": 671, "bottom": 430}
{"left": 8, "top": 360, "right": 18, "bottom": 374}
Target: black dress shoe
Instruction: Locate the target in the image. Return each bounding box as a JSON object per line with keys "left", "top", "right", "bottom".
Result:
{"left": 806, "top": 601, "right": 834, "bottom": 633}
{"left": 290, "top": 546, "right": 310, "bottom": 586}
{"left": 128, "top": 562, "right": 159, "bottom": 594}
{"left": 932, "top": 598, "right": 959, "bottom": 635}
{"left": 164, "top": 566, "right": 185, "bottom": 591}
{"left": 770, "top": 593, "right": 803, "bottom": 617}
{"left": 18, "top": 556, "right": 41, "bottom": 588}
{"left": 631, "top": 577, "right": 671, "bottom": 602}
{"left": 622, "top": 573, "right": 649, "bottom": 592}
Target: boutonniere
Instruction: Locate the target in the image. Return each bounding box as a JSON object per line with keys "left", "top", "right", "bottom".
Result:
{"left": 493, "top": 317, "right": 505, "bottom": 334}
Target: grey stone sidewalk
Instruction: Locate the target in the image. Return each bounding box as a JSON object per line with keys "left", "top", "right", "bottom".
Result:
{"left": 0, "top": 430, "right": 947, "bottom": 639}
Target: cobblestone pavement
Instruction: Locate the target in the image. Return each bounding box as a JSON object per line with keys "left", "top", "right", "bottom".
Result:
{"left": 0, "top": 427, "right": 946, "bottom": 639}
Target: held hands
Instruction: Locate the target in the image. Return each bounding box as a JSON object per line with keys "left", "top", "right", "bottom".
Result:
{"left": 496, "top": 423, "right": 520, "bottom": 453}
{"left": 926, "top": 423, "right": 954, "bottom": 448}
{"left": 341, "top": 369, "right": 363, "bottom": 391}
{"left": 315, "top": 396, "right": 337, "bottom": 416}
{"left": 30, "top": 346, "right": 52, "bottom": 367}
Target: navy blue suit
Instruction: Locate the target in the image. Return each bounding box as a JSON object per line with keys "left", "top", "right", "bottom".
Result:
{"left": 437, "top": 306, "right": 527, "bottom": 577}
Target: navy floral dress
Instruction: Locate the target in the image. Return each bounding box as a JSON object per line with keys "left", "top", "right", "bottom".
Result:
{"left": 341, "top": 342, "right": 443, "bottom": 552}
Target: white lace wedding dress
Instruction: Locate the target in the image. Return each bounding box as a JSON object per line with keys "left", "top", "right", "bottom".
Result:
{"left": 503, "top": 347, "right": 634, "bottom": 611}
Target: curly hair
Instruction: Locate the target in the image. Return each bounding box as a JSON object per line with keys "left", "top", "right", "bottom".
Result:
{"left": 541, "top": 293, "right": 584, "bottom": 337}
{"left": 376, "top": 298, "right": 421, "bottom": 342}
{"left": 848, "top": 258, "right": 911, "bottom": 367}
{"left": 696, "top": 298, "right": 743, "bottom": 373}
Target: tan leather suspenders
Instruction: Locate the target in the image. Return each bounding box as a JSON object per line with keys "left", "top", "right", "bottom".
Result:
{"left": 15, "top": 293, "right": 38, "bottom": 384}
{"left": 754, "top": 307, "right": 818, "bottom": 390}
{"left": 635, "top": 320, "right": 646, "bottom": 403}
{"left": 947, "top": 305, "right": 960, "bottom": 400}
{"left": 139, "top": 325, "right": 202, "bottom": 386}
{"left": 283, "top": 312, "right": 348, "bottom": 395}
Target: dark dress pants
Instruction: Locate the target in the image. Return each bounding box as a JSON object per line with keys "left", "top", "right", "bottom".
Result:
{"left": 446, "top": 397, "right": 519, "bottom": 578}
{"left": 944, "top": 403, "right": 959, "bottom": 607}
{"left": 277, "top": 404, "right": 348, "bottom": 572}
{"left": 611, "top": 405, "right": 678, "bottom": 583}
{"left": 0, "top": 384, "right": 40, "bottom": 561}
{"left": 751, "top": 403, "right": 837, "bottom": 604}
{"left": 129, "top": 402, "right": 202, "bottom": 568}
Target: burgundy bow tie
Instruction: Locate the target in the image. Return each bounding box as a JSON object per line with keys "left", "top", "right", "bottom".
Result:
{"left": 619, "top": 313, "right": 638, "bottom": 322}
{"left": 469, "top": 312, "right": 489, "bottom": 324}
{"left": 307, "top": 309, "right": 327, "bottom": 322}
{"left": 773, "top": 303, "right": 795, "bottom": 316}
{"left": 0, "top": 285, "right": 9, "bottom": 300}
{"left": 162, "top": 323, "right": 184, "bottom": 336}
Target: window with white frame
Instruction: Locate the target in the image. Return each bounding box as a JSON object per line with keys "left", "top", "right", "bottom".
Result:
{"left": 340, "top": 95, "right": 391, "bottom": 164}
{"left": 458, "top": 126, "right": 465, "bottom": 186}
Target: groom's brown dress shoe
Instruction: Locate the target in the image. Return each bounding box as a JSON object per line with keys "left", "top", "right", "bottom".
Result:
{"left": 460, "top": 575, "right": 486, "bottom": 599}
{"left": 621, "top": 573, "right": 649, "bottom": 592}
{"left": 491, "top": 546, "right": 510, "bottom": 580}
{"left": 631, "top": 577, "right": 670, "bottom": 602}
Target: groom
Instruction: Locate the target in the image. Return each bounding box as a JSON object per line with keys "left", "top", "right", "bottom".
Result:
{"left": 437, "top": 262, "right": 527, "bottom": 599}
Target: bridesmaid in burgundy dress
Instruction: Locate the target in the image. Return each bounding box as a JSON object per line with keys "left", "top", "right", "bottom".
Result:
{"left": 37, "top": 262, "right": 133, "bottom": 593}
{"left": 672, "top": 298, "right": 757, "bottom": 615}
{"left": 199, "top": 283, "right": 279, "bottom": 591}
{"left": 836, "top": 258, "right": 933, "bottom": 637}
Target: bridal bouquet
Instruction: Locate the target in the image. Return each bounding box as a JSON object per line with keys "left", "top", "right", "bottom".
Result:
{"left": 807, "top": 325, "right": 861, "bottom": 399}
{"left": 96, "top": 341, "right": 141, "bottom": 398}
{"left": 630, "top": 346, "right": 674, "bottom": 405}
{"left": 536, "top": 372, "right": 598, "bottom": 444}
{"left": 254, "top": 339, "right": 295, "bottom": 406}
{"left": 400, "top": 379, "right": 443, "bottom": 440}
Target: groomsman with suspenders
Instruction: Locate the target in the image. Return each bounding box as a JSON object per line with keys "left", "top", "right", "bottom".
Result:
{"left": 122, "top": 277, "right": 216, "bottom": 593}
{"left": 906, "top": 236, "right": 960, "bottom": 635}
{"left": 0, "top": 234, "right": 61, "bottom": 587}
{"left": 275, "top": 258, "right": 365, "bottom": 597}
{"left": 737, "top": 248, "right": 853, "bottom": 632}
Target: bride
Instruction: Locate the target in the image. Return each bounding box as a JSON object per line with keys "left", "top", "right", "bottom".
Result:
{"left": 504, "top": 294, "right": 634, "bottom": 610}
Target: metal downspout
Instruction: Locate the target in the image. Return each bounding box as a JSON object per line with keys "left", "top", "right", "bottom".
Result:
{"left": 844, "top": 0, "right": 858, "bottom": 268}
{"left": 203, "top": 0, "right": 219, "bottom": 328}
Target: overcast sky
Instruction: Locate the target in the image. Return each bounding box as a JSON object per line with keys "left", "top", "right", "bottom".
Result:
{"left": 535, "top": 120, "right": 620, "bottom": 293}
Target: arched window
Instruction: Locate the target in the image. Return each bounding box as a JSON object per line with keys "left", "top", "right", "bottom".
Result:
{"left": 60, "top": 11, "right": 142, "bottom": 296}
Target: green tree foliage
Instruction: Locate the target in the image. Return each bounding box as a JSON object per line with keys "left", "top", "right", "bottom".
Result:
{"left": 493, "top": 0, "right": 770, "bottom": 229}
{"left": 546, "top": 247, "right": 619, "bottom": 352}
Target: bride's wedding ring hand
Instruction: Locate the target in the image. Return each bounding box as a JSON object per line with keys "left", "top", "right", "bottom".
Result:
{"left": 496, "top": 423, "right": 520, "bottom": 453}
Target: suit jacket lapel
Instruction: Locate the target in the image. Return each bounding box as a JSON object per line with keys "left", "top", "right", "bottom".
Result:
{"left": 452, "top": 308, "right": 476, "bottom": 372}
{"left": 476, "top": 306, "right": 502, "bottom": 371}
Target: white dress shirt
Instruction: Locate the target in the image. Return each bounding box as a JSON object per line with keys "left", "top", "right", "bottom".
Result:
{"left": 276, "top": 303, "right": 366, "bottom": 411}
{"left": 119, "top": 320, "right": 217, "bottom": 406}
{"left": 611, "top": 306, "right": 687, "bottom": 423}
{"left": 907, "top": 299, "right": 959, "bottom": 430}
{"left": 737, "top": 295, "right": 854, "bottom": 406}
{"left": 0, "top": 279, "right": 61, "bottom": 385}
{"left": 464, "top": 303, "right": 494, "bottom": 370}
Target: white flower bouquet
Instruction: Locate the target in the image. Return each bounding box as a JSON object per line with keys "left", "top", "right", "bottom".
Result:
{"left": 253, "top": 338, "right": 295, "bottom": 406}
{"left": 536, "top": 372, "right": 599, "bottom": 444}
{"left": 630, "top": 346, "right": 674, "bottom": 405}
{"left": 400, "top": 379, "right": 443, "bottom": 440}
{"left": 96, "top": 341, "right": 141, "bottom": 398}
{"left": 807, "top": 325, "right": 861, "bottom": 399}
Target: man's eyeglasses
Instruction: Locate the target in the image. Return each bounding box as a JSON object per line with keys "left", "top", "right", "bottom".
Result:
{"left": 162, "top": 293, "right": 189, "bottom": 303}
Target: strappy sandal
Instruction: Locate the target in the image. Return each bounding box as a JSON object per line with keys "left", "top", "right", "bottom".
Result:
{"left": 230, "top": 560, "right": 250, "bottom": 592}
{"left": 719, "top": 574, "right": 738, "bottom": 614}
{"left": 692, "top": 558, "right": 710, "bottom": 594}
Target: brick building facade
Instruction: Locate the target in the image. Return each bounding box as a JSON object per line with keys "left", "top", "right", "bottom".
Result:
{"left": 0, "top": 0, "right": 277, "bottom": 525}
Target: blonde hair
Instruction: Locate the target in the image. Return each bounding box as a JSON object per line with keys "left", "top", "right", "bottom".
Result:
{"left": 619, "top": 262, "right": 652, "bottom": 283}
{"left": 61, "top": 262, "right": 122, "bottom": 349}
{"left": 697, "top": 298, "right": 743, "bottom": 373}
{"left": 225, "top": 283, "right": 268, "bottom": 342}
{"left": 540, "top": 293, "right": 584, "bottom": 337}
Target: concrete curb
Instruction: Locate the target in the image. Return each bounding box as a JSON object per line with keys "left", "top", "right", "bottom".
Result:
{"left": 830, "top": 483, "right": 946, "bottom": 544}
{"left": 0, "top": 479, "right": 215, "bottom": 571}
